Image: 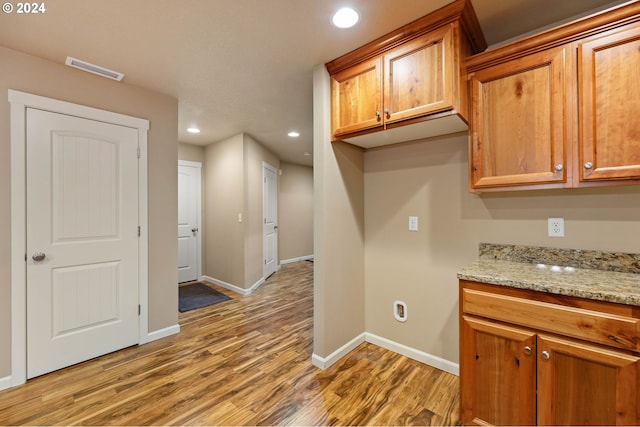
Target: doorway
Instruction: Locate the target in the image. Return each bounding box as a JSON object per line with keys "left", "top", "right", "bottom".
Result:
{"left": 9, "top": 90, "right": 149, "bottom": 386}
{"left": 263, "top": 162, "right": 278, "bottom": 279}
{"left": 178, "top": 161, "right": 202, "bottom": 283}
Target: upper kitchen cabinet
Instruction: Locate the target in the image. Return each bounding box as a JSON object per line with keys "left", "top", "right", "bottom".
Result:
{"left": 579, "top": 23, "right": 640, "bottom": 182}
{"left": 466, "top": 1, "right": 640, "bottom": 192}
{"left": 326, "top": 0, "right": 487, "bottom": 149}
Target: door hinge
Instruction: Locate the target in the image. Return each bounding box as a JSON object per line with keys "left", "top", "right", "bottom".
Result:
{"left": 138, "top": 304, "right": 141, "bottom": 315}
{"left": 137, "top": 146, "right": 141, "bottom": 158}
{"left": 138, "top": 226, "right": 141, "bottom": 237}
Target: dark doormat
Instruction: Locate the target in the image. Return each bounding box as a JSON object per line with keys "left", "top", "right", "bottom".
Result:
{"left": 179, "top": 282, "right": 232, "bottom": 312}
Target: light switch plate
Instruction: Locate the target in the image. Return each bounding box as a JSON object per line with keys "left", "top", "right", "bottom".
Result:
{"left": 408, "top": 216, "right": 418, "bottom": 231}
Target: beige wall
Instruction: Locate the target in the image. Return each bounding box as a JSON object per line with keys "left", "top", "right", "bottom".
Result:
{"left": 313, "top": 64, "right": 640, "bottom": 367}
{"left": 0, "top": 46, "right": 179, "bottom": 378}
{"left": 313, "top": 65, "right": 366, "bottom": 358}
{"left": 204, "top": 135, "right": 245, "bottom": 286}
{"left": 279, "top": 163, "right": 314, "bottom": 261}
{"left": 367, "top": 133, "right": 640, "bottom": 364}
{"left": 178, "top": 142, "right": 205, "bottom": 164}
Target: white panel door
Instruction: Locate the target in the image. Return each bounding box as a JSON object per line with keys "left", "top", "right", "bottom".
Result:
{"left": 263, "top": 163, "right": 278, "bottom": 278}
{"left": 26, "top": 108, "right": 139, "bottom": 379}
{"left": 177, "top": 163, "right": 200, "bottom": 283}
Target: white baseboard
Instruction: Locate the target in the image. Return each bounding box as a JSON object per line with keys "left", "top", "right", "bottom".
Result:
{"left": 365, "top": 333, "right": 459, "bottom": 376}
{"left": 311, "top": 332, "right": 459, "bottom": 376}
{"left": 144, "top": 324, "right": 180, "bottom": 343}
{"left": 311, "top": 333, "right": 366, "bottom": 370}
{"left": 202, "top": 275, "right": 250, "bottom": 296}
{"left": 280, "top": 255, "right": 314, "bottom": 265}
{"left": 0, "top": 375, "right": 11, "bottom": 391}
{"left": 202, "top": 275, "right": 267, "bottom": 296}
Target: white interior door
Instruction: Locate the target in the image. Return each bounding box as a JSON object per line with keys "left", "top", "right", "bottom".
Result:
{"left": 263, "top": 163, "right": 278, "bottom": 278}
{"left": 178, "top": 162, "right": 201, "bottom": 283}
{"left": 26, "top": 108, "right": 140, "bottom": 379}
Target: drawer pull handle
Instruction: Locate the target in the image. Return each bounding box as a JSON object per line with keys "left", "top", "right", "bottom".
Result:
{"left": 541, "top": 351, "right": 550, "bottom": 360}
{"left": 523, "top": 346, "right": 532, "bottom": 355}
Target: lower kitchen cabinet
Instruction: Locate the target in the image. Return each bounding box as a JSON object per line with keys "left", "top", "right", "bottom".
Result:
{"left": 460, "top": 281, "right": 640, "bottom": 426}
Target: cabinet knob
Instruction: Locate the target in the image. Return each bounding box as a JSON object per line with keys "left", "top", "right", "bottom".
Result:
{"left": 584, "top": 162, "right": 593, "bottom": 169}
{"left": 384, "top": 109, "right": 390, "bottom": 118}
{"left": 375, "top": 111, "right": 381, "bottom": 118}
{"left": 541, "top": 350, "right": 550, "bottom": 360}
{"left": 554, "top": 164, "right": 564, "bottom": 172}
{"left": 523, "top": 346, "right": 532, "bottom": 355}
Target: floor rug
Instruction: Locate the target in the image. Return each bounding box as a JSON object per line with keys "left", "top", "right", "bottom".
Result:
{"left": 179, "top": 282, "right": 232, "bottom": 312}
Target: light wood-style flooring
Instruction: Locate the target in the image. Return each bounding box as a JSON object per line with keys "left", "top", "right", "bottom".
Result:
{"left": 0, "top": 261, "right": 460, "bottom": 425}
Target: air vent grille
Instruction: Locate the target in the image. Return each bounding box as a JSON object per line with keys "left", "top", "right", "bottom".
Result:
{"left": 65, "top": 56, "right": 124, "bottom": 81}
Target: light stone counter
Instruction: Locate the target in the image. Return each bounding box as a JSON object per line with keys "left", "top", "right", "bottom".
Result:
{"left": 458, "top": 244, "right": 640, "bottom": 306}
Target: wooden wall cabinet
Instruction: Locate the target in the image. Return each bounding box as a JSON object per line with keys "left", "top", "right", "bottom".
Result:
{"left": 460, "top": 280, "right": 640, "bottom": 426}
{"left": 326, "top": 0, "right": 487, "bottom": 149}
{"left": 466, "top": 2, "right": 640, "bottom": 192}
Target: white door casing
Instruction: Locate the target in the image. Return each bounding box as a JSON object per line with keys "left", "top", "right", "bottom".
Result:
{"left": 177, "top": 161, "right": 201, "bottom": 283}
{"left": 26, "top": 108, "right": 140, "bottom": 378}
{"left": 263, "top": 162, "right": 278, "bottom": 278}
{"left": 9, "top": 90, "right": 149, "bottom": 387}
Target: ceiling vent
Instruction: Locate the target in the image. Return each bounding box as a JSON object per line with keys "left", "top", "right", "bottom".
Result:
{"left": 65, "top": 56, "right": 124, "bottom": 81}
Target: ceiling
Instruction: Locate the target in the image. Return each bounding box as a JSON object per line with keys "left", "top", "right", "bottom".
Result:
{"left": 0, "top": 0, "right": 628, "bottom": 166}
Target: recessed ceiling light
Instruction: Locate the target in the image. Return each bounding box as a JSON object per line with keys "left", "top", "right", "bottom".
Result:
{"left": 332, "top": 7, "right": 359, "bottom": 29}
{"left": 187, "top": 127, "right": 201, "bottom": 134}
{"left": 288, "top": 131, "right": 300, "bottom": 138}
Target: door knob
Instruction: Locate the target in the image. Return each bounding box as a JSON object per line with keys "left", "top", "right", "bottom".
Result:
{"left": 191, "top": 227, "right": 198, "bottom": 233}
{"left": 32, "top": 252, "right": 46, "bottom": 262}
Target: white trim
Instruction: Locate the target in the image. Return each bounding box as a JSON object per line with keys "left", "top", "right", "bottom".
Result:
{"left": 311, "top": 333, "right": 366, "bottom": 370}
{"left": 145, "top": 324, "right": 180, "bottom": 343}
{"left": 280, "top": 255, "right": 314, "bottom": 265}
{"left": 178, "top": 160, "right": 203, "bottom": 282}
{"left": 262, "top": 161, "right": 278, "bottom": 279}
{"left": 311, "top": 332, "right": 459, "bottom": 376}
{"left": 0, "top": 376, "right": 11, "bottom": 391}
{"left": 201, "top": 275, "right": 266, "bottom": 296}
{"left": 365, "top": 333, "right": 459, "bottom": 376}
{"left": 202, "top": 275, "right": 250, "bottom": 296}
{"left": 9, "top": 89, "right": 149, "bottom": 387}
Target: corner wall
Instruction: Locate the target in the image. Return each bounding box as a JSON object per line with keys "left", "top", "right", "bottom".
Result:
{"left": 312, "top": 65, "right": 366, "bottom": 363}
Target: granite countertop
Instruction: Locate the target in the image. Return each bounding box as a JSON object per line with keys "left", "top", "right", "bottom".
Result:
{"left": 458, "top": 243, "right": 640, "bottom": 306}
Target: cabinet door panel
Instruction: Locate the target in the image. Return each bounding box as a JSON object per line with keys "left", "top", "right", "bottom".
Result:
{"left": 537, "top": 334, "right": 639, "bottom": 426}
{"left": 384, "top": 25, "right": 454, "bottom": 124}
{"left": 579, "top": 24, "right": 640, "bottom": 181}
{"left": 461, "top": 316, "right": 536, "bottom": 426}
{"left": 469, "top": 47, "right": 567, "bottom": 188}
{"left": 331, "top": 57, "right": 383, "bottom": 138}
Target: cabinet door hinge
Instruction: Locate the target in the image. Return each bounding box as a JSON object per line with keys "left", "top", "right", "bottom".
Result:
{"left": 137, "top": 146, "right": 141, "bottom": 158}
{"left": 138, "top": 304, "right": 141, "bottom": 316}
{"left": 138, "top": 226, "right": 141, "bottom": 237}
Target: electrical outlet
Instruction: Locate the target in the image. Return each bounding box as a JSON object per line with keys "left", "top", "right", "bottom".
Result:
{"left": 548, "top": 218, "right": 565, "bottom": 237}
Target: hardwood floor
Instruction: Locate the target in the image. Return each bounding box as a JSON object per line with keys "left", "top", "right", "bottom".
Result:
{"left": 0, "top": 261, "right": 460, "bottom": 425}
